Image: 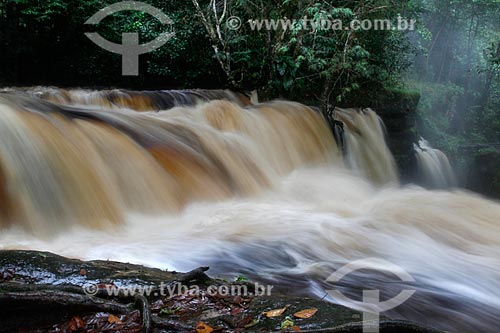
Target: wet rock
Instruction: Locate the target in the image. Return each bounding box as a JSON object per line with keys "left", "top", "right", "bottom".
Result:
{"left": 466, "top": 149, "right": 500, "bottom": 199}
{"left": 0, "top": 250, "right": 443, "bottom": 333}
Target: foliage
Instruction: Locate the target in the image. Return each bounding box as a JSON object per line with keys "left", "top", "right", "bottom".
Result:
{"left": 190, "top": 0, "right": 418, "bottom": 112}
{"left": 407, "top": 0, "right": 500, "bottom": 177}
{"left": 0, "top": 0, "right": 416, "bottom": 103}
{"left": 0, "top": 0, "right": 222, "bottom": 88}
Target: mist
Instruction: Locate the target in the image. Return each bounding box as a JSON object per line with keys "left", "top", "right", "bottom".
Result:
{"left": 400, "top": 0, "right": 499, "bottom": 191}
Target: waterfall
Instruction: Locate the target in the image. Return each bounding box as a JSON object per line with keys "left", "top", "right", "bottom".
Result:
{"left": 414, "top": 138, "right": 457, "bottom": 189}
{"left": 0, "top": 87, "right": 251, "bottom": 111}
{"left": 0, "top": 89, "right": 499, "bottom": 332}
{"left": 336, "top": 108, "right": 399, "bottom": 185}
{"left": 0, "top": 94, "right": 340, "bottom": 233}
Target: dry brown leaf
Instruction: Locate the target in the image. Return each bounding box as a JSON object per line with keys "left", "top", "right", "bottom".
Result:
{"left": 231, "top": 307, "right": 243, "bottom": 316}
{"left": 263, "top": 307, "right": 287, "bottom": 317}
{"left": 292, "top": 326, "right": 302, "bottom": 332}
{"left": 68, "top": 316, "right": 84, "bottom": 331}
{"left": 196, "top": 321, "right": 214, "bottom": 333}
{"left": 293, "top": 308, "right": 318, "bottom": 319}
{"left": 108, "top": 314, "right": 122, "bottom": 324}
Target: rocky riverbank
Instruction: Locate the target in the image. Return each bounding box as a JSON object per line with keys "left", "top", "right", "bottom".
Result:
{"left": 0, "top": 250, "right": 444, "bottom": 333}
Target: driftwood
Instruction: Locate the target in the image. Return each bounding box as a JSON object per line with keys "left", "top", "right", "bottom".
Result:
{"left": 0, "top": 290, "right": 131, "bottom": 314}
{"left": 177, "top": 266, "right": 210, "bottom": 283}
{"left": 134, "top": 295, "right": 151, "bottom": 333}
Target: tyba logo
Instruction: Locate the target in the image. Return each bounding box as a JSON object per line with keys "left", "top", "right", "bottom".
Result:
{"left": 85, "top": 1, "right": 174, "bottom": 76}
{"left": 326, "top": 258, "right": 416, "bottom": 333}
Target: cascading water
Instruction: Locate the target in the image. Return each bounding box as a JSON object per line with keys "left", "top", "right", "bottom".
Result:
{"left": 336, "top": 108, "right": 399, "bottom": 185}
{"left": 0, "top": 89, "right": 499, "bottom": 332}
{"left": 0, "top": 93, "right": 339, "bottom": 232}
{"left": 414, "top": 138, "right": 457, "bottom": 189}
{"left": 0, "top": 87, "right": 251, "bottom": 111}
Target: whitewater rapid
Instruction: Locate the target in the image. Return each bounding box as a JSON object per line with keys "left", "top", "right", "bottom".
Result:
{"left": 1, "top": 167, "right": 500, "bottom": 332}
{"left": 0, "top": 89, "right": 498, "bottom": 332}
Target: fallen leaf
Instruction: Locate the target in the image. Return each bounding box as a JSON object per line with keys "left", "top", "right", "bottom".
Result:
{"left": 108, "top": 314, "right": 122, "bottom": 324}
{"left": 292, "top": 325, "right": 302, "bottom": 331}
{"left": 263, "top": 307, "right": 287, "bottom": 317}
{"left": 281, "top": 316, "right": 294, "bottom": 330}
{"left": 293, "top": 308, "right": 318, "bottom": 319}
{"left": 196, "top": 321, "right": 214, "bottom": 333}
{"left": 68, "top": 316, "right": 84, "bottom": 331}
{"left": 244, "top": 318, "right": 259, "bottom": 328}
{"left": 231, "top": 307, "right": 243, "bottom": 316}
